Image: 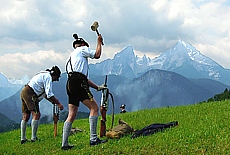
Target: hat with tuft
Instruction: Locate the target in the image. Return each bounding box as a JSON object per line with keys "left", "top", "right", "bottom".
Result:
{"left": 51, "top": 66, "right": 61, "bottom": 80}
{"left": 120, "top": 104, "right": 126, "bottom": 108}
{"left": 72, "top": 33, "right": 89, "bottom": 48}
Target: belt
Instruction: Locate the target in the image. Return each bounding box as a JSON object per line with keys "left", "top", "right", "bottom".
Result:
{"left": 68, "top": 72, "right": 87, "bottom": 79}
{"left": 25, "top": 85, "right": 44, "bottom": 98}
{"left": 25, "top": 85, "right": 37, "bottom": 97}
{"left": 25, "top": 84, "right": 34, "bottom": 92}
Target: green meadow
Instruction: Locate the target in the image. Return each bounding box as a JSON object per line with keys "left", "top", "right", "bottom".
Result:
{"left": 0, "top": 100, "right": 229, "bottom": 155}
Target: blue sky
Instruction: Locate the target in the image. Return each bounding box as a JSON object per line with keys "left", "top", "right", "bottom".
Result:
{"left": 0, "top": 0, "right": 230, "bottom": 79}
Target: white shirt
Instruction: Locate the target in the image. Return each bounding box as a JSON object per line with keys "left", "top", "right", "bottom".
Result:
{"left": 66, "top": 46, "right": 95, "bottom": 77}
{"left": 28, "top": 71, "right": 54, "bottom": 101}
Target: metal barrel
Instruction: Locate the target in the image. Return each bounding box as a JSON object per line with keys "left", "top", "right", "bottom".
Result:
{"left": 53, "top": 104, "right": 59, "bottom": 114}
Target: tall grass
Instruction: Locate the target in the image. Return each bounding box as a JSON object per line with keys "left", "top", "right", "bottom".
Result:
{"left": 0, "top": 100, "right": 230, "bottom": 154}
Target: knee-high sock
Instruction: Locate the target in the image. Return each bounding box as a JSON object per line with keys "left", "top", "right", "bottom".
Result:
{"left": 89, "top": 116, "right": 98, "bottom": 141}
{"left": 62, "top": 121, "right": 72, "bottom": 147}
{"left": 21, "top": 120, "right": 27, "bottom": 140}
{"left": 31, "top": 120, "right": 39, "bottom": 140}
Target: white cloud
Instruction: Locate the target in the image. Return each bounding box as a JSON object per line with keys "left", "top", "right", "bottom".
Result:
{"left": 151, "top": 0, "right": 167, "bottom": 11}
{"left": 0, "top": 0, "right": 230, "bottom": 78}
{"left": 0, "top": 50, "right": 70, "bottom": 78}
{"left": 196, "top": 37, "right": 230, "bottom": 68}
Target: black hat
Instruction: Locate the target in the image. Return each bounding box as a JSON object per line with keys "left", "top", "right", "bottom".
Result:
{"left": 51, "top": 66, "right": 61, "bottom": 80}
{"left": 120, "top": 104, "right": 126, "bottom": 108}
{"left": 72, "top": 33, "right": 89, "bottom": 48}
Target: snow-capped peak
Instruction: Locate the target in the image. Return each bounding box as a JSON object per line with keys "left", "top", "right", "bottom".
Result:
{"left": 150, "top": 40, "right": 222, "bottom": 80}
{"left": 8, "top": 75, "right": 30, "bottom": 85}
{"left": 91, "top": 40, "right": 229, "bottom": 85}
{"left": 0, "top": 73, "right": 30, "bottom": 87}
{"left": 0, "top": 72, "right": 11, "bottom": 87}
{"left": 114, "top": 45, "right": 135, "bottom": 59}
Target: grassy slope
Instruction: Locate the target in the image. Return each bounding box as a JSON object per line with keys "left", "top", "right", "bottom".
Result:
{"left": 0, "top": 100, "right": 230, "bottom": 155}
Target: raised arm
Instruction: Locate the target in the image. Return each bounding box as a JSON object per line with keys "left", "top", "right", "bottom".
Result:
{"left": 94, "top": 34, "right": 103, "bottom": 59}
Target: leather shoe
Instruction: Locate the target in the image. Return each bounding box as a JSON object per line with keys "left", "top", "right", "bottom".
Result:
{"left": 21, "top": 139, "right": 29, "bottom": 144}
{"left": 90, "top": 138, "right": 108, "bottom": 146}
{"left": 61, "top": 145, "right": 74, "bottom": 150}
{"left": 31, "top": 137, "right": 39, "bottom": 142}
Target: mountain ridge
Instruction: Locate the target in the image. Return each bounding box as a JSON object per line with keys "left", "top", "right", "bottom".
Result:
{"left": 89, "top": 40, "right": 230, "bottom": 85}
{"left": 1, "top": 70, "right": 229, "bottom": 123}
{"left": 1, "top": 40, "right": 230, "bottom": 124}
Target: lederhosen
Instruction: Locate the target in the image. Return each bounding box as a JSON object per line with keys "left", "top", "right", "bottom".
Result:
{"left": 21, "top": 85, "right": 44, "bottom": 113}
{"left": 66, "top": 57, "right": 93, "bottom": 106}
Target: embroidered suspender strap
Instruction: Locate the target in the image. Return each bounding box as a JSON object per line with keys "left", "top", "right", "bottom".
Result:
{"left": 31, "top": 89, "right": 45, "bottom": 114}
{"left": 25, "top": 84, "right": 44, "bottom": 98}
{"left": 66, "top": 57, "right": 74, "bottom": 74}
{"left": 66, "top": 58, "right": 69, "bottom": 74}
{"left": 28, "top": 74, "right": 46, "bottom": 98}
{"left": 26, "top": 85, "right": 44, "bottom": 114}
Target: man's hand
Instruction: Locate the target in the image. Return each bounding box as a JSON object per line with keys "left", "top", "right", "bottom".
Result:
{"left": 49, "top": 96, "right": 64, "bottom": 110}
{"left": 97, "top": 84, "right": 107, "bottom": 91}
{"left": 58, "top": 103, "right": 64, "bottom": 111}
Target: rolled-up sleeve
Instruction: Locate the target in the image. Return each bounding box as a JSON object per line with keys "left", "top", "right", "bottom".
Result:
{"left": 81, "top": 46, "right": 96, "bottom": 59}
{"left": 44, "top": 77, "right": 54, "bottom": 98}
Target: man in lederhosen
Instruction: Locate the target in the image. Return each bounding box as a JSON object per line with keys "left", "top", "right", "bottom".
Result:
{"left": 61, "top": 33, "right": 107, "bottom": 150}
{"left": 20, "top": 66, "right": 64, "bottom": 144}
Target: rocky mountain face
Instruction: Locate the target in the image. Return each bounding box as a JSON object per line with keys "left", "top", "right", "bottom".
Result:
{"left": 0, "top": 73, "right": 11, "bottom": 87}
{"left": 150, "top": 40, "right": 230, "bottom": 85}
{"left": 89, "top": 40, "right": 230, "bottom": 85}
{"left": 1, "top": 71, "right": 229, "bottom": 123}
{"left": 112, "top": 69, "right": 229, "bottom": 112}
{"left": 89, "top": 45, "right": 136, "bottom": 79}
{"left": 0, "top": 73, "right": 23, "bottom": 102}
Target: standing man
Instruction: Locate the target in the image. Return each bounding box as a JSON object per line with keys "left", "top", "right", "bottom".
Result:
{"left": 61, "top": 33, "right": 107, "bottom": 150}
{"left": 20, "top": 66, "right": 64, "bottom": 144}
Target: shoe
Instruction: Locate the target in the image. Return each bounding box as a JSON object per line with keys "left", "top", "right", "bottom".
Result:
{"left": 21, "top": 139, "right": 29, "bottom": 144}
{"left": 90, "top": 138, "right": 108, "bottom": 146}
{"left": 31, "top": 137, "right": 39, "bottom": 142}
{"left": 61, "top": 145, "right": 74, "bottom": 150}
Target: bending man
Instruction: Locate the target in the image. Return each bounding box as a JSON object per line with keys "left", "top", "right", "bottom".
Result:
{"left": 20, "top": 66, "right": 64, "bottom": 144}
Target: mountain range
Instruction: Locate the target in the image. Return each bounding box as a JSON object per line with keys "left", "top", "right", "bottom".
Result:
{"left": 0, "top": 40, "right": 229, "bottom": 124}
{"left": 0, "top": 73, "right": 23, "bottom": 102}
{"left": 89, "top": 40, "right": 230, "bottom": 85}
